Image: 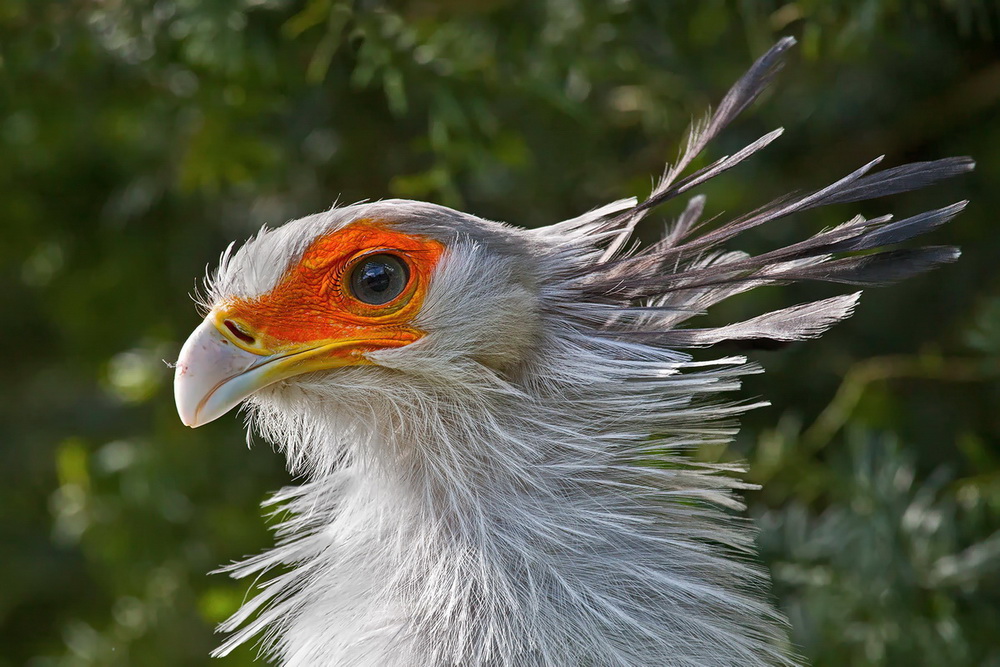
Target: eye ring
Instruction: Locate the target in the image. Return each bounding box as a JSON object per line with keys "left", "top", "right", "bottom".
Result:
{"left": 347, "top": 253, "right": 410, "bottom": 306}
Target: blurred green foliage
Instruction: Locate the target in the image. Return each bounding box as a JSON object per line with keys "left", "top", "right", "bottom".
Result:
{"left": 2, "top": 1, "right": 998, "bottom": 665}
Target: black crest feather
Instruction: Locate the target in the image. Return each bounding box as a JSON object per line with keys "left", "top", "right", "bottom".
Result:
{"left": 579, "top": 38, "right": 972, "bottom": 349}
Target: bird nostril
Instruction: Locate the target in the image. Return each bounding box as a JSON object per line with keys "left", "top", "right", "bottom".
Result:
{"left": 224, "top": 319, "right": 256, "bottom": 345}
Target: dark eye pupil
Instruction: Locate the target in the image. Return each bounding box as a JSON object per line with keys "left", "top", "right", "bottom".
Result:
{"left": 359, "top": 263, "right": 392, "bottom": 293}
{"left": 349, "top": 254, "right": 409, "bottom": 305}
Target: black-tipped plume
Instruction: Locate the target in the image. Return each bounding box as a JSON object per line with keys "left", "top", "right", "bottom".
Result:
{"left": 582, "top": 38, "right": 972, "bottom": 349}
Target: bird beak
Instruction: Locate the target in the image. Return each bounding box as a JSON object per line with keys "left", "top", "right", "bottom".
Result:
{"left": 173, "top": 314, "right": 367, "bottom": 428}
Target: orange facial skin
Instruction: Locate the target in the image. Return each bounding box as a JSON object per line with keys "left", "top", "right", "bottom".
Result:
{"left": 212, "top": 220, "right": 444, "bottom": 364}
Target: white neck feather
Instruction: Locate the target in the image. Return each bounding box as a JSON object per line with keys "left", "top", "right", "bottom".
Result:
{"left": 214, "top": 323, "right": 795, "bottom": 666}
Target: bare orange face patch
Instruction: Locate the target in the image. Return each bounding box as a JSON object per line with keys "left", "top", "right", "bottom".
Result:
{"left": 214, "top": 220, "right": 444, "bottom": 361}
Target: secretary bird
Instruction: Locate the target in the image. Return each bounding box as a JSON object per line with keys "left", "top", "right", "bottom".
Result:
{"left": 173, "top": 38, "right": 972, "bottom": 666}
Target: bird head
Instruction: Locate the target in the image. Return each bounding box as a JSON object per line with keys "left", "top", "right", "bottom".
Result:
{"left": 174, "top": 200, "right": 549, "bottom": 433}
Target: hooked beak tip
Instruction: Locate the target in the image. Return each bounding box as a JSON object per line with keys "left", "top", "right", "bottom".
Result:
{"left": 173, "top": 316, "right": 264, "bottom": 428}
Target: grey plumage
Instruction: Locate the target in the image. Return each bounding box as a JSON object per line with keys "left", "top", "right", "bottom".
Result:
{"left": 570, "top": 38, "right": 972, "bottom": 355}
{"left": 175, "top": 38, "right": 972, "bottom": 666}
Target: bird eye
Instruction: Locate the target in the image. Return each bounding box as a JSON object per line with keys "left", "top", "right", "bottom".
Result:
{"left": 348, "top": 254, "right": 410, "bottom": 305}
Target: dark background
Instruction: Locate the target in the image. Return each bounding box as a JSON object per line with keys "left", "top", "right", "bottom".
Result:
{"left": 2, "top": 1, "right": 998, "bottom": 665}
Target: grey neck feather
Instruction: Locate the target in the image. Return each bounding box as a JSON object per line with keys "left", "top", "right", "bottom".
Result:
{"left": 215, "top": 323, "right": 794, "bottom": 667}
